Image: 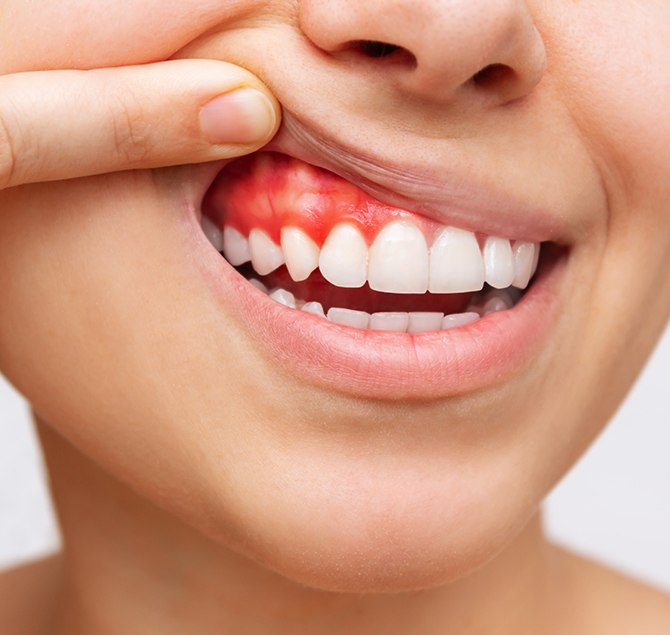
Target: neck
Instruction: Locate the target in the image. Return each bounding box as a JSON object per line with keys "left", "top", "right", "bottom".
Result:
{"left": 38, "top": 416, "right": 565, "bottom": 635}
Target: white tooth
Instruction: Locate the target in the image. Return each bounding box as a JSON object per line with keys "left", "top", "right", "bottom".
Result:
{"left": 301, "top": 301, "right": 326, "bottom": 318}
{"left": 201, "top": 215, "right": 223, "bottom": 251}
{"left": 531, "top": 243, "right": 540, "bottom": 277}
{"left": 249, "top": 229, "right": 285, "bottom": 275}
{"left": 327, "top": 307, "right": 370, "bottom": 329}
{"left": 248, "top": 278, "right": 269, "bottom": 293}
{"left": 483, "top": 295, "right": 512, "bottom": 315}
{"left": 269, "top": 288, "right": 297, "bottom": 309}
{"left": 369, "top": 312, "right": 409, "bottom": 332}
{"left": 429, "top": 227, "right": 485, "bottom": 293}
{"left": 512, "top": 241, "right": 538, "bottom": 289}
{"left": 407, "top": 312, "right": 444, "bottom": 333}
{"left": 281, "top": 227, "right": 320, "bottom": 282}
{"left": 319, "top": 223, "right": 368, "bottom": 288}
{"left": 223, "top": 226, "right": 251, "bottom": 266}
{"left": 483, "top": 236, "right": 515, "bottom": 289}
{"left": 368, "top": 221, "right": 429, "bottom": 293}
{"left": 442, "top": 312, "right": 480, "bottom": 330}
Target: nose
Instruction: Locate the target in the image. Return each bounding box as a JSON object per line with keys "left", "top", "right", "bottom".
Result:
{"left": 299, "top": 0, "right": 546, "bottom": 107}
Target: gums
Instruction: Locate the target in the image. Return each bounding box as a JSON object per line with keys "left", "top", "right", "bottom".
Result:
{"left": 202, "top": 152, "right": 439, "bottom": 246}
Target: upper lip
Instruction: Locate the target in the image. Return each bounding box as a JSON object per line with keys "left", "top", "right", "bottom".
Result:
{"left": 259, "top": 110, "right": 571, "bottom": 245}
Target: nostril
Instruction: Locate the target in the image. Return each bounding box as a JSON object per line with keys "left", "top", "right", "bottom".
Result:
{"left": 351, "top": 40, "right": 417, "bottom": 66}
{"left": 357, "top": 40, "right": 400, "bottom": 58}
{"left": 472, "top": 63, "right": 514, "bottom": 88}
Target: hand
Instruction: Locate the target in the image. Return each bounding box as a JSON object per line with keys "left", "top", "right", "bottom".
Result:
{"left": 0, "top": 59, "right": 280, "bottom": 190}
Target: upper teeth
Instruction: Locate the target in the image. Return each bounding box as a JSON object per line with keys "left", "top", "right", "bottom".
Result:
{"left": 368, "top": 221, "right": 430, "bottom": 293}
{"left": 204, "top": 217, "right": 540, "bottom": 294}
{"left": 319, "top": 223, "right": 368, "bottom": 288}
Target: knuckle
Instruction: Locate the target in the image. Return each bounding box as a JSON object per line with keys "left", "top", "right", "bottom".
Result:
{"left": 109, "top": 90, "right": 155, "bottom": 167}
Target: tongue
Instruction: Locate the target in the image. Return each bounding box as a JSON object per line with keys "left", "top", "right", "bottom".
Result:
{"left": 203, "top": 152, "right": 439, "bottom": 246}
{"left": 244, "top": 265, "right": 474, "bottom": 314}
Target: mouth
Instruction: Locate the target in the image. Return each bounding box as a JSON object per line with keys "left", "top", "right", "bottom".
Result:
{"left": 192, "top": 151, "right": 569, "bottom": 400}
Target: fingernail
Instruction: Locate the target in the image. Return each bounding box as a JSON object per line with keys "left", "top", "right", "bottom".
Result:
{"left": 200, "top": 88, "right": 276, "bottom": 145}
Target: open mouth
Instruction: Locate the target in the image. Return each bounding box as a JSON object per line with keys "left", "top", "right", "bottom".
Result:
{"left": 189, "top": 149, "right": 568, "bottom": 399}
{"left": 199, "top": 152, "right": 546, "bottom": 334}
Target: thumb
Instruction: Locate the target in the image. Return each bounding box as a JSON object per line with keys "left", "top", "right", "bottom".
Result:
{"left": 0, "top": 58, "right": 280, "bottom": 190}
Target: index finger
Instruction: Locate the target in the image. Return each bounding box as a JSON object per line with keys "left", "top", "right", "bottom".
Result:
{"left": 0, "top": 59, "right": 280, "bottom": 190}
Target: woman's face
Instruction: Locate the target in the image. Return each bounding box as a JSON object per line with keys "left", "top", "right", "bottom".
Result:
{"left": 1, "top": 1, "right": 669, "bottom": 592}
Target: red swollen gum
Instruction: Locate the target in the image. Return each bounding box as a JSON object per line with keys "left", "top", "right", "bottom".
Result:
{"left": 203, "top": 152, "right": 441, "bottom": 246}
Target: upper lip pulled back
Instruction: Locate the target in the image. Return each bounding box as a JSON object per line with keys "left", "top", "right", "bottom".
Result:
{"left": 258, "top": 110, "right": 568, "bottom": 246}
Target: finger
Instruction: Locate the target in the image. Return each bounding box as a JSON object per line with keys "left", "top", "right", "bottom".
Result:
{"left": 0, "top": 59, "right": 280, "bottom": 189}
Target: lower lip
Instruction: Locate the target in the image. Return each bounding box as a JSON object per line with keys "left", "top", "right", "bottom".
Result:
{"left": 190, "top": 213, "right": 565, "bottom": 401}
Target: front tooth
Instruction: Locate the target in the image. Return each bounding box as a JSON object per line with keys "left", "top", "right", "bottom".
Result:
{"left": 319, "top": 223, "right": 368, "bottom": 288}
{"left": 281, "top": 227, "right": 320, "bottom": 282}
{"left": 269, "top": 288, "right": 297, "bottom": 309}
{"left": 408, "top": 312, "right": 444, "bottom": 333}
{"left": 327, "top": 307, "right": 370, "bottom": 329}
{"left": 223, "top": 226, "right": 251, "bottom": 266}
{"left": 442, "top": 312, "right": 480, "bottom": 330}
{"left": 201, "top": 215, "right": 223, "bottom": 251}
{"left": 429, "top": 227, "right": 485, "bottom": 293}
{"left": 301, "top": 301, "right": 326, "bottom": 318}
{"left": 368, "top": 220, "right": 429, "bottom": 293}
{"left": 512, "top": 241, "right": 538, "bottom": 289}
{"left": 369, "top": 312, "right": 409, "bottom": 332}
{"left": 249, "top": 229, "right": 285, "bottom": 275}
{"left": 483, "top": 236, "right": 515, "bottom": 289}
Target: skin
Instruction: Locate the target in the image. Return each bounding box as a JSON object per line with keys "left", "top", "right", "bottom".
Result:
{"left": 1, "top": 0, "right": 670, "bottom": 633}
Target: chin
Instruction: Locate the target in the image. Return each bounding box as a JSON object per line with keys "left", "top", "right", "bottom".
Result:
{"left": 185, "top": 443, "right": 542, "bottom": 594}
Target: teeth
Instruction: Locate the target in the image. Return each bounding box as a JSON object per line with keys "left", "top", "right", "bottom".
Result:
{"left": 483, "top": 299, "right": 507, "bottom": 315}
{"left": 269, "top": 288, "right": 297, "bottom": 309}
{"left": 281, "top": 227, "right": 320, "bottom": 282}
{"left": 222, "top": 226, "right": 251, "bottom": 266}
{"left": 407, "top": 312, "right": 444, "bottom": 333}
{"left": 442, "top": 312, "right": 480, "bottom": 329}
{"left": 248, "top": 278, "right": 269, "bottom": 293}
{"left": 369, "top": 312, "right": 410, "bottom": 332}
{"left": 429, "top": 227, "right": 485, "bottom": 293}
{"left": 201, "top": 215, "right": 223, "bottom": 251}
{"left": 258, "top": 282, "right": 487, "bottom": 334}
{"left": 249, "top": 229, "right": 284, "bottom": 275}
{"left": 531, "top": 243, "right": 540, "bottom": 278}
{"left": 319, "top": 223, "right": 368, "bottom": 288}
{"left": 481, "top": 288, "right": 518, "bottom": 315}
{"left": 512, "top": 241, "right": 538, "bottom": 289}
{"left": 368, "top": 221, "right": 429, "bottom": 293}
{"left": 327, "top": 307, "right": 370, "bottom": 329}
{"left": 222, "top": 219, "right": 540, "bottom": 300}
{"left": 301, "top": 301, "right": 326, "bottom": 317}
{"left": 483, "top": 236, "right": 515, "bottom": 289}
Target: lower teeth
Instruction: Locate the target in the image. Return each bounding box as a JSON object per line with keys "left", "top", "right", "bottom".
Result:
{"left": 254, "top": 278, "right": 521, "bottom": 333}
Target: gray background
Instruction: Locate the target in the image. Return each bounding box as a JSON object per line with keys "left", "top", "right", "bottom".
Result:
{"left": 1, "top": 325, "right": 669, "bottom": 590}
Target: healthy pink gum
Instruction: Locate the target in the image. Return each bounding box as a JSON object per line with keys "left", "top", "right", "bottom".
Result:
{"left": 203, "top": 152, "right": 458, "bottom": 247}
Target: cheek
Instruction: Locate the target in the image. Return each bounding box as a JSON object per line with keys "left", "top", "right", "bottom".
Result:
{"left": 544, "top": 3, "right": 670, "bottom": 196}
{"left": 536, "top": 4, "right": 670, "bottom": 429}
{"left": 0, "top": 0, "right": 256, "bottom": 72}
{"left": 0, "top": 174, "right": 283, "bottom": 557}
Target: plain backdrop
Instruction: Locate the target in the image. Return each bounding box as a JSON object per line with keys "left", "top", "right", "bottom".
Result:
{"left": 1, "top": 324, "right": 669, "bottom": 591}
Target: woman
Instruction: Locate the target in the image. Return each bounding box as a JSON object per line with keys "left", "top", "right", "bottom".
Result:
{"left": 1, "top": 1, "right": 669, "bottom": 632}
